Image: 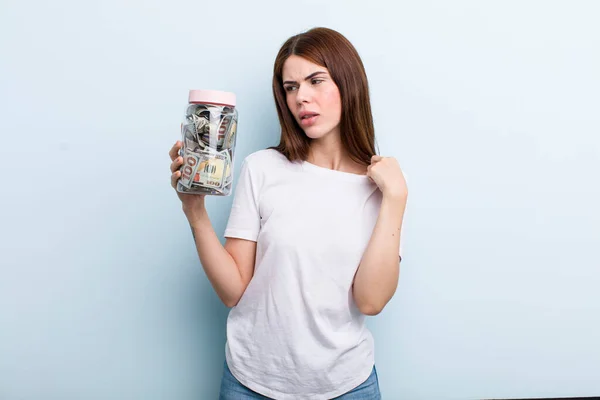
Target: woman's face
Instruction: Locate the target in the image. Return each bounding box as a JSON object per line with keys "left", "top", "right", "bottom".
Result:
{"left": 282, "top": 55, "right": 342, "bottom": 140}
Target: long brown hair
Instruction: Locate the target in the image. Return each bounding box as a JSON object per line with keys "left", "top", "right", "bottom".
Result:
{"left": 268, "top": 27, "right": 377, "bottom": 166}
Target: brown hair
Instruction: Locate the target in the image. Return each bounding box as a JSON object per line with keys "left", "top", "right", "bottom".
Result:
{"left": 268, "top": 27, "right": 378, "bottom": 166}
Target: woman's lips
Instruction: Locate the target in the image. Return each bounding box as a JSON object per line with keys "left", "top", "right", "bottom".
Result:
{"left": 300, "top": 114, "right": 319, "bottom": 127}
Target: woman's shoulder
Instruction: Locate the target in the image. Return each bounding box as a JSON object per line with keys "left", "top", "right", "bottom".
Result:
{"left": 241, "top": 148, "right": 294, "bottom": 171}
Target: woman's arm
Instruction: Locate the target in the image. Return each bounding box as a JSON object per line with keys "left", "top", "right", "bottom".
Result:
{"left": 352, "top": 193, "right": 406, "bottom": 315}
{"left": 170, "top": 140, "right": 256, "bottom": 308}
{"left": 353, "top": 155, "right": 408, "bottom": 315}
{"left": 188, "top": 206, "right": 257, "bottom": 308}
{"left": 353, "top": 169, "right": 408, "bottom": 315}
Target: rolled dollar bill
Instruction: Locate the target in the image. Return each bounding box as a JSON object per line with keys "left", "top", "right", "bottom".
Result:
{"left": 182, "top": 122, "right": 196, "bottom": 141}
{"left": 216, "top": 115, "right": 233, "bottom": 149}
{"left": 179, "top": 149, "right": 202, "bottom": 189}
{"left": 224, "top": 118, "right": 237, "bottom": 149}
{"left": 221, "top": 148, "right": 233, "bottom": 187}
{"left": 181, "top": 123, "right": 204, "bottom": 153}
{"left": 193, "top": 105, "right": 222, "bottom": 122}
{"left": 192, "top": 114, "right": 210, "bottom": 135}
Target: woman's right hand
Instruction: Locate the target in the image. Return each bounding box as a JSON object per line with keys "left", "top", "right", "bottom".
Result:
{"left": 169, "top": 140, "right": 206, "bottom": 222}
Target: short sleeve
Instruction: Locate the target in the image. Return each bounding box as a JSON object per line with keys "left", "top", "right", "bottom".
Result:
{"left": 224, "top": 158, "right": 261, "bottom": 242}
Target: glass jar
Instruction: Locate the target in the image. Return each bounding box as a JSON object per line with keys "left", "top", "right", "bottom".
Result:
{"left": 177, "top": 89, "right": 238, "bottom": 196}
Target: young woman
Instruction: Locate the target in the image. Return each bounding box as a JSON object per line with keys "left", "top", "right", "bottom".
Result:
{"left": 168, "top": 27, "right": 408, "bottom": 400}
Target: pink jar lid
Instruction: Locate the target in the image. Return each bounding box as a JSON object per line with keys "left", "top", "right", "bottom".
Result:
{"left": 188, "top": 89, "right": 236, "bottom": 107}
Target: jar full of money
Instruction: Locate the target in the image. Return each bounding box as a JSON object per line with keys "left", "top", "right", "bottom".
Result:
{"left": 177, "top": 89, "right": 238, "bottom": 196}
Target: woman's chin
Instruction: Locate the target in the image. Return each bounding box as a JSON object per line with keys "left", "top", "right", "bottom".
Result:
{"left": 303, "top": 127, "right": 329, "bottom": 140}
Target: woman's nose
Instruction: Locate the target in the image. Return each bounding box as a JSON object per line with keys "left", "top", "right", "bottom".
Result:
{"left": 296, "top": 84, "right": 311, "bottom": 105}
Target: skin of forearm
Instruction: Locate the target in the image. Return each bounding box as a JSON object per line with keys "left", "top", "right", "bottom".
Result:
{"left": 188, "top": 208, "right": 245, "bottom": 307}
{"left": 353, "top": 193, "right": 406, "bottom": 315}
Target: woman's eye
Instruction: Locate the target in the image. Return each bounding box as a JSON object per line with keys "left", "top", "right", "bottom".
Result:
{"left": 312, "top": 79, "right": 324, "bottom": 85}
{"left": 285, "top": 86, "right": 297, "bottom": 92}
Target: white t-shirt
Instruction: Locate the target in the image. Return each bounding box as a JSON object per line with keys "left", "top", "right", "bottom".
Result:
{"left": 223, "top": 148, "right": 404, "bottom": 399}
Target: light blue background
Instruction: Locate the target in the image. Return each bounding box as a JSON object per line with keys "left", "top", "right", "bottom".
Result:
{"left": 1, "top": 1, "right": 599, "bottom": 399}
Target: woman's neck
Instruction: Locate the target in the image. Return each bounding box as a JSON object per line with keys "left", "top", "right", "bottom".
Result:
{"left": 307, "top": 135, "right": 367, "bottom": 175}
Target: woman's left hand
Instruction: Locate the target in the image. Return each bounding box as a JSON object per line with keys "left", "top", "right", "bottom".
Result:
{"left": 367, "top": 155, "right": 408, "bottom": 200}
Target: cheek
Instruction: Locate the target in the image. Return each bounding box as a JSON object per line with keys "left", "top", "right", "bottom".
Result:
{"left": 286, "top": 94, "right": 297, "bottom": 114}
{"left": 321, "top": 87, "right": 342, "bottom": 118}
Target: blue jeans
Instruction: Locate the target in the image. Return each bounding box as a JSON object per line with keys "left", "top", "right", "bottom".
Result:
{"left": 219, "top": 360, "right": 381, "bottom": 399}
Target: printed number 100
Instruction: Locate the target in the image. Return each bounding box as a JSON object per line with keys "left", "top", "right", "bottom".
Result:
{"left": 204, "top": 164, "right": 217, "bottom": 174}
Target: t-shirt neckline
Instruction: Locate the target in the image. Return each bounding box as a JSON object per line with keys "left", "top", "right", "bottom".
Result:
{"left": 301, "top": 160, "right": 372, "bottom": 184}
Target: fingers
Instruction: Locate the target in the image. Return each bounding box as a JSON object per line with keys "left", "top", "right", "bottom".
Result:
{"left": 170, "top": 140, "right": 184, "bottom": 189}
{"left": 171, "top": 170, "right": 181, "bottom": 189}
{"left": 169, "top": 140, "right": 183, "bottom": 189}
{"left": 169, "top": 141, "right": 182, "bottom": 161}
{"left": 369, "top": 155, "right": 383, "bottom": 172}
{"left": 171, "top": 155, "right": 183, "bottom": 173}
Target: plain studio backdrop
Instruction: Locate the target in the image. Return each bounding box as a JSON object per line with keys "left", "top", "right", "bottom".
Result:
{"left": 1, "top": 1, "right": 599, "bottom": 399}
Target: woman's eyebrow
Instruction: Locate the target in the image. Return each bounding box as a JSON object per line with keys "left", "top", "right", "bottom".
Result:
{"left": 283, "top": 71, "right": 327, "bottom": 85}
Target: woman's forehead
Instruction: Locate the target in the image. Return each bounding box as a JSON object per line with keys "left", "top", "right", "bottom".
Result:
{"left": 282, "top": 55, "right": 329, "bottom": 79}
